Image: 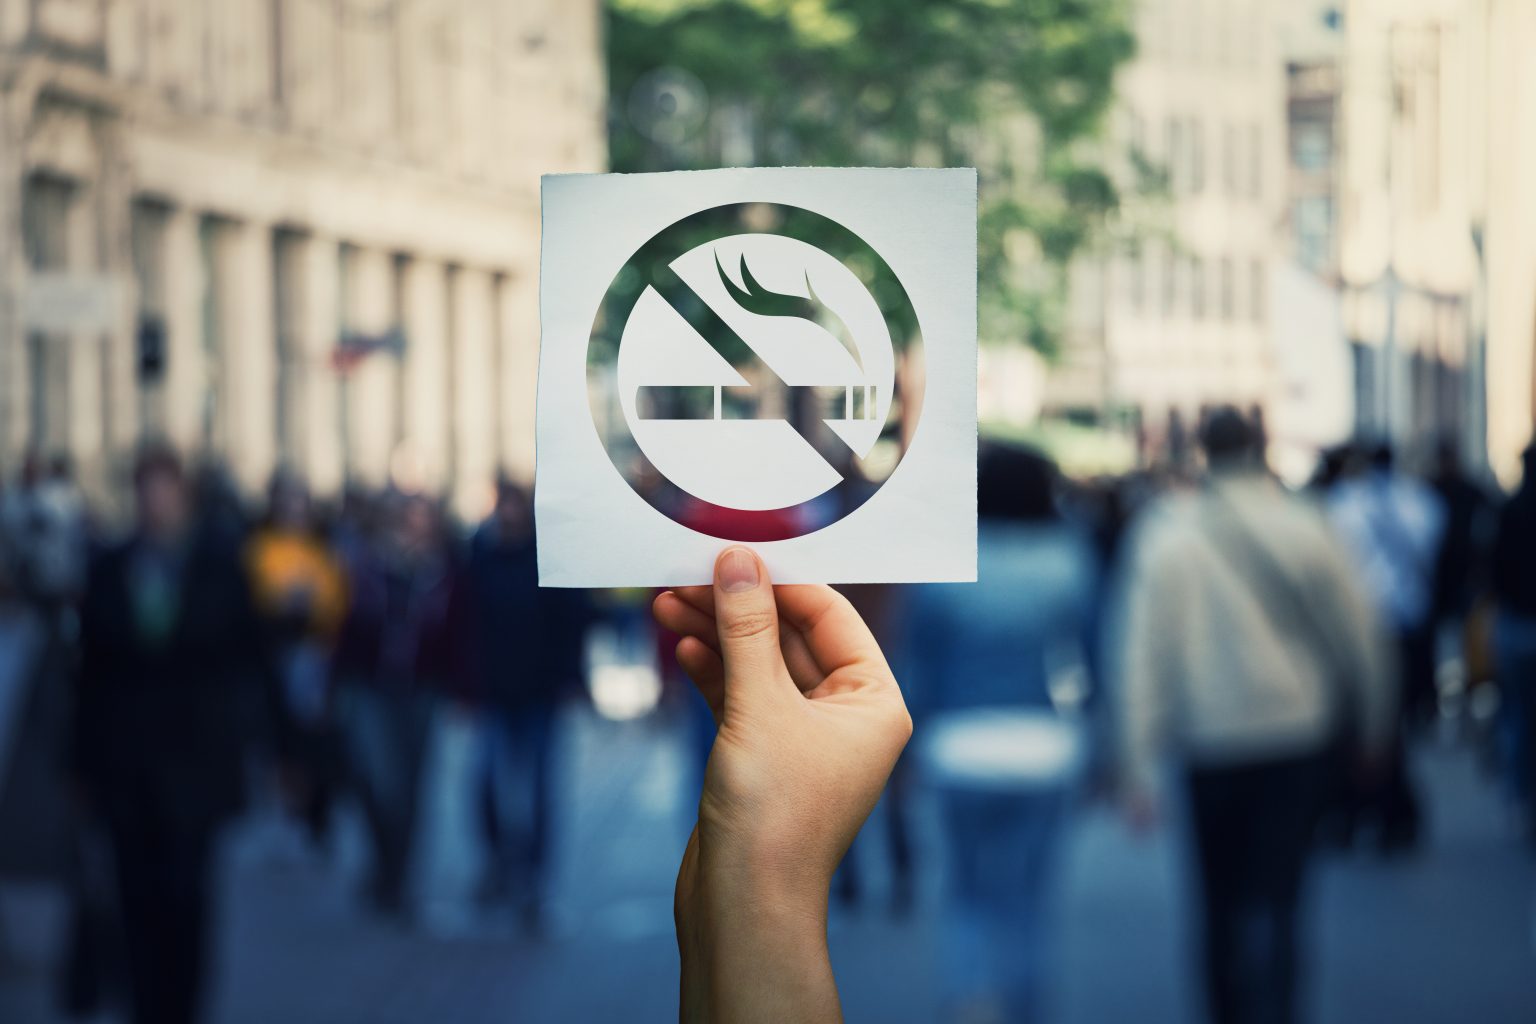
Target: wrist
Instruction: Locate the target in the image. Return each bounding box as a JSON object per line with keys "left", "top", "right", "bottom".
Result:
{"left": 678, "top": 835, "right": 838, "bottom": 1022}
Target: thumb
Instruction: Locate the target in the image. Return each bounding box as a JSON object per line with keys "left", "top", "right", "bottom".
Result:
{"left": 713, "top": 547, "right": 789, "bottom": 708}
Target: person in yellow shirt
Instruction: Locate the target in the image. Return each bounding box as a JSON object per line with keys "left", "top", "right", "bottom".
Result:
{"left": 246, "top": 471, "right": 348, "bottom": 842}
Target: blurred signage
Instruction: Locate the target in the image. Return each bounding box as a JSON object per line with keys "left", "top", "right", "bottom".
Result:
{"left": 21, "top": 273, "right": 121, "bottom": 333}
{"left": 330, "top": 328, "right": 406, "bottom": 374}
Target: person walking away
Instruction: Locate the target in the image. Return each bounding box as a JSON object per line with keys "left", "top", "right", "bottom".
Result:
{"left": 73, "top": 446, "right": 269, "bottom": 1024}
{"left": 1326, "top": 443, "right": 1445, "bottom": 850}
{"left": 1491, "top": 443, "right": 1536, "bottom": 844}
{"left": 1429, "top": 438, "right": 1495, "bottom": 631}
{"left": 12, "top": 455, "right": 88, "bottom": 641}
{"left": 1116, "top": 409, "right": 1395, "bottom": 1024}
{"left": 467, "top": 481, "right": 587, "bottom": 931}
{"left": 247, "top": 471, "right": 348, "bottom": 845}
{"left": 904, "top": 443, "right": 1095, "bottom": 1021}
{"left": 331, "top": 493, "right": 470, "bottom": 917}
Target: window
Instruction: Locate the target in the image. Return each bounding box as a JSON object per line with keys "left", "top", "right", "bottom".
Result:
{"left": 1190, "top": 256, "right": 1206, "bottom": 319}
{"left": 1247, "top": 123, "right": 1263, "bottom": 199}
{"left": 1166, "top": 117, "right": 1184, "bottom": 193}
{"left": 21, "top": 176, "right": 74, "bottom": 452}
{"left": 1292, "top": 123, "right": 1331, "bottom": 172}
{"left": 1222, "top": 122, "right": 1238, "bottom": 194}
{"left": 1250, "top": 258, "right": 1267, "bottom": 323}
{"left": 1126, "top": 248, "right": 1145, "bottom": 312}
{"left": 1161, "top": 247, "right": 1178, "bottom": 316}
{"left": 1219, "top": 257, "right": 1235, "bottom": 320}
{"left": 1190, "top": 118, "right": 1206, "bottom": 194}
{"left": 1292, "top": 197, "right": 1333, "bottom": 272}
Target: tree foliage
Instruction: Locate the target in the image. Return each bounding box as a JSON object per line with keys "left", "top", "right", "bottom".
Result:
{"left": 607, "top": 0, "right": 1137, "bottom": 352}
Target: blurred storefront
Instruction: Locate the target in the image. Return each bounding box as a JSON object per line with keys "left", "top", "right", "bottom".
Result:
{"left": 0, "top": 0, "right": 605, "bottom": 514}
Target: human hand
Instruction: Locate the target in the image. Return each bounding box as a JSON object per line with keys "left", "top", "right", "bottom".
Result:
{"left": 653, "top": 547, "right": 911, "bottom": 1024}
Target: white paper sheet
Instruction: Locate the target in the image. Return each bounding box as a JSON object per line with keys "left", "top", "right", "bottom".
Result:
{"left": 536, "top": 167, "right": 977, "bottom": 587}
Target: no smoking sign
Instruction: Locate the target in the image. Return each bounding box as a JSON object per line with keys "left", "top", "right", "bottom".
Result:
{"left": 538, "top": 168, "right": 976, "bottom": 586}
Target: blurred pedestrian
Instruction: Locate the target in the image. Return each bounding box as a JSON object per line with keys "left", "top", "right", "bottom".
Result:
{"left": 1326, "top": 442, "right": 1444, "bottom": 851}
{"left": 247, "top": 470, "right": 348, "bottom": 843}
{"left": 467, "top": 481, "right": 586, "bottom": 930}
{"left": 1116, "top": 408, "right": 1395, "bottom": 1024}
{"left": 332, "top": 492, "right": 470, "bottom": 916}
{"left": 7, "top": 453, "right": 87, "bottom": 638}
{"left": 73, "top": 445, "right": 269, "bottom": 1024}
{"left": 1328, "top": 443, "right": 1446, "bottom": 730}
{"left": 1491, "top": 443, "right": 1536, "bottom": 842}
{"left": 1429, "top": 438, "right": 1495, "bottom": 628}
{"left": 904, "top": 443, "right": 1094, "bottom": 1021}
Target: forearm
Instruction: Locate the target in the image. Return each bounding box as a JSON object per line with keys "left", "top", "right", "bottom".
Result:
{"left": 677, "top": 832, "right": 841, "bottom": 1024}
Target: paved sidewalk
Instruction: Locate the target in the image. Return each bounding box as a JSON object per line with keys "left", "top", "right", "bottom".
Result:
{"left": 1, "top": 706, "right": 1532, "bottom": 1023}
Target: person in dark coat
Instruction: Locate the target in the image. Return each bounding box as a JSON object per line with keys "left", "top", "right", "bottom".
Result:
{"left": 1493, "top": 443, "right": 1536, "bottom": 840}
{"left": 331, "top": 492, "right": 471, "bottom": 916}
{"left": 468, "top": 481, "right": 587, "bottom": 929}
{"left": 74, "top": 445, "right": 268, "bottom": 1024}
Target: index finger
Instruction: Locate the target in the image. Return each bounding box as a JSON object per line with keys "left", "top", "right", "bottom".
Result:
{"left": 773, "top": 585, "right": 888, "bottom": 676}
{"left": 669, "top": 583, "right": 889, "bottom": 677}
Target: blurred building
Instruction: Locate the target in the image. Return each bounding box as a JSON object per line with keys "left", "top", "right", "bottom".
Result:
{"left": 0, "top": 0, "right": 604, "bottom": 513}
{"left": 1338, "top": 0, "right": 1484, "bottom": 466}
{"left": 1046, "top": 0, "right": 1288, "bottom": 463}
{"left": 1477, "top": 0, "right": 1536, "bottom": 485}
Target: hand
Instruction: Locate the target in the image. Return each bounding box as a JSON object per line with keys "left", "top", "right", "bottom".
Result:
{"left": 653, "top": 547, "right": 911, "bottom": 1024}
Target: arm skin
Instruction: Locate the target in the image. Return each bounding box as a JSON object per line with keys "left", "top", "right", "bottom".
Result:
{"left": 654, "top": 547, "right": 912, "bottom": 1024}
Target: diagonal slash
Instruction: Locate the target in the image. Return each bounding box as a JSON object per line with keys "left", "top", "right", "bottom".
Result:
{"left": 634, "top": 257, "right": 874, "bottom": 468}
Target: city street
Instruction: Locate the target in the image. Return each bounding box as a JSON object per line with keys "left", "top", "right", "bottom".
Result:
{"left": 2, "top": 702, "right": 1532, "bottom": 1023}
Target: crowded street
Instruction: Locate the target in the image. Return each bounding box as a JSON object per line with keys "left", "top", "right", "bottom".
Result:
{"left": 3, "top": 690, "right": 1532, "bottom": 1023}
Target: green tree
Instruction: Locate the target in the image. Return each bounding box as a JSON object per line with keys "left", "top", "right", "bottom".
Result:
{"left": 607, "top": 0, "right": 1138, "bottom": 353}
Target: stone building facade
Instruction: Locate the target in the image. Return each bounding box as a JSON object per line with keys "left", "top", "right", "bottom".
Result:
{"left": 1043, "top": 0, "right": 1287, "bottom": 461}
{"left": 0, "top": 0, "right": 604, "bottom": 513}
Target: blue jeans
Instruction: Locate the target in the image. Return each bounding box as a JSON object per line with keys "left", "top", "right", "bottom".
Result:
{"left": 481, "top": 705, "right": 557, "bottom": 904}
{"left": 936, "top": 786, "right": 1067, "bottom": 1020}
{"left": 337, "top": 685, "right": 434, "bottom": 910}
{"left": 1495, "top": 611, "right": 1536, "bottom": 810}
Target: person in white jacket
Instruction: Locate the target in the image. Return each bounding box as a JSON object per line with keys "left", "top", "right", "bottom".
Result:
{"left": 1115, "top": 407, "right": 1395, "bottom": 1024}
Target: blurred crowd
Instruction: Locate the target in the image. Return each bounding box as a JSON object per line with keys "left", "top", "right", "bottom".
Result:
{"left": 0, "top": 410, "right": 1531, "bottom": 1024}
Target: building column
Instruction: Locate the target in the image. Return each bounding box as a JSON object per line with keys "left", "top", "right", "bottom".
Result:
{"left": 343, "top": 246, "right": 397, "bottom": 489}
{"left": 221, "top": 220, "right": 277, "bottom": 494}
{"left": 0, "top": 85, "right": 21, "bottom": 469}
{"left": 160, "top": 206, "right": 206, "bottom": 454}
{"left": 498, "top": 266, "right": 539, "bottom": 485}
{"left": 400, "top": 257, "right": 450, "bottom": 495}
{"left": 298, "top": 234, "right": 343, "bottom": 496}
{"left": 61, "top": 178, "right": 106, "bottom": 484}
{"left": 449, "top": 266, "right": 495, "bottom": 519}
{"left": 96, "top": 122, "right": 140, "bottom": 466}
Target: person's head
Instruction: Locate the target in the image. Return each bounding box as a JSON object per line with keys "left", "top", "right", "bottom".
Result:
{"left": 133, "top": 444, "right": 190, "bottom": 542}
{"left": 1199, "top": 405, "right": 1263, "bottom": 471}
{"left": 392, "top": 493, "right": 440, "bottom": 556}
{"left": 20, "top": 453, "right": 42, "bottom": 488}
{"left": 1369, "top": 441, "right": 1395, "bottom": 473}
{"left": 267, "top": 469, "right": 312, "bottom": 531}
{"left": 48, "top": 454, "right": 73, "bottom": 483}
{"left": 1433, "top": 436, "right": 1463, "bottom": 478}
{"left": 493, "top": 478, "right": 533, "bottom": 540}
{"left": 977, "top": 443, "right": 1058, "bottom": 523}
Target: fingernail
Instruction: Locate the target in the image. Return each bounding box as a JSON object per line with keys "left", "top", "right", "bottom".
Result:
{"left": 717, "top": 547, "right": 759, "bottom": 593}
